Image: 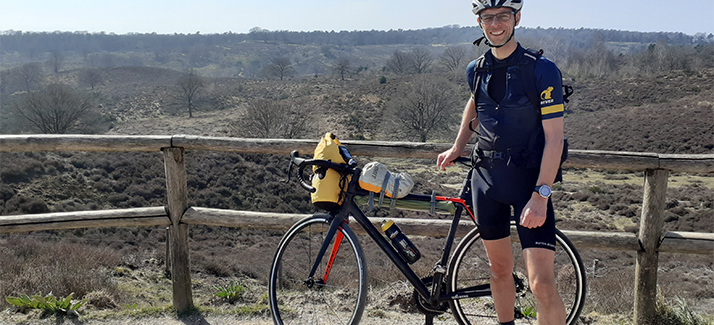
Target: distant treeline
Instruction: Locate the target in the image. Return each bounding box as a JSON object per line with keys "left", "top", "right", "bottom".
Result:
{"left": 1, "top": 26, "right": 711, "bottom": 54}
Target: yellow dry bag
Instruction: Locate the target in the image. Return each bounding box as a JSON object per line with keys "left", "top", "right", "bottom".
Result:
{"left": 311, "top": 133, "right": 350, "bottom": 211}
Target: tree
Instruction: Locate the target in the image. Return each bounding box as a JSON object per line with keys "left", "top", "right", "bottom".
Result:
{"left": 409, "top": 48, "right": 433, "bottom": 74}
{"left": 15, "top": 83, "right": 93, "bottom": 134}
{"left": 386, "top": 48, "right": 433, "bottom": 75}
{"left": 332, "top": 57, "right": 351, "bottom": 81}
{"left": 176, "top": 69, "right": 204, "bottom": 118}
{"left": 79, "top": 68, "right": 103, "bottom": 90}
{"left": 12, "top": 62, "right": 44, "bottom": 92}
{"left": 47, "top": 51, "right": 64, "bottom": 74}
{"left": 262, "top": 57, "right": 295, "bottom": 80}
{"left": 234, "top": 98, "right": 313, "bottom": 139}
{"left": 438, "top": 46, "right": 468, "bottom": 73}
{"left": 383, "top": 76, "right": 460, "bottom": 142}
{"left": 385, "top": 50, "right": 412, "bottom": 75}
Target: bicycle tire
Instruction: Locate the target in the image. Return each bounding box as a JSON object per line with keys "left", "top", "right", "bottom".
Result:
{"left": 447, "top": 226, "right": 586, "bottom": 325}
{"left": 269, "top": 215, "right": 368, "bottom": 325}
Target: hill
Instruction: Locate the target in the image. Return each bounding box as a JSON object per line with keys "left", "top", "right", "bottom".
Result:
{"left": 565, "top": 69, "right": 714, "bottom": 153}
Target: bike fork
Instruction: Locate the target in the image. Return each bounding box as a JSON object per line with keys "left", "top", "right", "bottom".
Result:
{"left": 306, "top": 217, "right": 347, "bottom": 286}
{"left": 322, "top": 229, "right": 345, "bottom": 283}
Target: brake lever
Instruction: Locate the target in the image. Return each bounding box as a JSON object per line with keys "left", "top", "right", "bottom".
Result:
{"left": 285, "top": 150, "right": 300, "bottom": 184}
{"left": 285, "top": 159, "right": 294, "bottom": 184}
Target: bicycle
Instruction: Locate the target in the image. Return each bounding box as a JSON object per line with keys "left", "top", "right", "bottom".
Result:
{"left": 269, "top": 150, "right": 586, "bottom": 325}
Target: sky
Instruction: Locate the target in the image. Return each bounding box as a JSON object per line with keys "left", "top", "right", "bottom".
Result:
{"left": 1, "top": 0, "right": 713, "bottom": 36}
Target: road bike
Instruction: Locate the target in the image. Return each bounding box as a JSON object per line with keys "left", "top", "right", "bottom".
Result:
{"left": 268, "top": 151, "right": 586, "bottom": 324}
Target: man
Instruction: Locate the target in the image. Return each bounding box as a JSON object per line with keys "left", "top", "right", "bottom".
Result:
{"left": 437, "top": 1, "right": 566, "bottom": 324}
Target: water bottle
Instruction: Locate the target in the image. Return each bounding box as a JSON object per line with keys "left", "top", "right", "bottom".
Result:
{"left": 382, "top": 220, "right": 421, "bottom": 264}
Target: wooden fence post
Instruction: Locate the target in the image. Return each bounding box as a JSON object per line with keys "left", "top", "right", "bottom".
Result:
{"left": 634, "top": 168, "right": 669, "bottom": 324}
{"left": 163, "top": 147, "right": 194, "bottom": 313}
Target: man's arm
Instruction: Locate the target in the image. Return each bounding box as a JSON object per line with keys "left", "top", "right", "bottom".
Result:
{"left": 536, "top": 117, "right": 564, "bottom": 187}
{"left": 521, "top": 57, "right": 565, "bottom": 228}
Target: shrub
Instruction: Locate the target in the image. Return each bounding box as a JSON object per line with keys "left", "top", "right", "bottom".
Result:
{"left": 654, "top": 295, "right": 713, "bottom": 325}
{"left": 0, "top": 237, "right": 121, "bottom": 308}
{"left": 2, "top": 196, "right": 50, "bottom": 214}
{"left": 213, "top": 280, "right": 245, "bottom": 304}
{"left": 5, "top": 292, "right": 87, "bottom": 315}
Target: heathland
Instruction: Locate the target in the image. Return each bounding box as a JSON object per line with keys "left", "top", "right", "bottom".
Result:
{"left": 0, "top": 27, "right": 712, "bottom": 324}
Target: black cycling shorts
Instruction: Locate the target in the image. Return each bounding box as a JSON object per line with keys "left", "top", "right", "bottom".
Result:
{"left": 471, "top": 163, "right": 556, "bottom": 251}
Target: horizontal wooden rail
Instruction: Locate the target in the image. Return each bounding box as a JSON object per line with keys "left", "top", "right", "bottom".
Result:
{"left": 0, "top": 206, "right": 710, "bottom": 255}
{"left": 2, "top": 135, "right": 713, "bottom": 173}
{"left": 182, "top": 207, "right": 713, "bottom": 256}
{"left": 0, "top": 135, "right": 172, "bottom": 152}
{"left": 0, "top": 207, "right": 170, "bottom": 234}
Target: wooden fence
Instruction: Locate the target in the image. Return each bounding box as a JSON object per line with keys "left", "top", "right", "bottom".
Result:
{"left": 1, "top": 134, "right": 713, "bottom": 324}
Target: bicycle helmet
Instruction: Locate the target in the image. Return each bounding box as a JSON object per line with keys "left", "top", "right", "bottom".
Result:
{"left": 472, "top": 0, "right": 523, "bottom": 16}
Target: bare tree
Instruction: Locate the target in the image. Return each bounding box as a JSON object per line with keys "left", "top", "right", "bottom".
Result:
{"left": 234, "top": 98, "right": 313, "bottom": 139}
{"left": 176, "top": 69, "right": 204, "bottom": 118}
{"left": 332, "top": 57, "right": 351, "bottom": 81}
{"left": 47, "top": 51, "right": 64, "bottom": 74}
{"left": 385, "top": 50, "right": 413, "bottom": 75}
{"left": 13, "top": 62, "right": 44, "bottom": 92}
{"left": 262, "top": 57, "right": 295, "bottom": 80}
{"left": 383, "top": 76, "right": 460, "bottom": 142}
{"left": 79, "top": 68, "right": 103, "bottom": 90}
{"left": 410, "top": 48, "right": 433, "bottom": 74}
{"left": 15, "top": 83, "right": 93, "bottom": 134}
{"left": 439, "top": 46, "right": 468, "bottom": 73}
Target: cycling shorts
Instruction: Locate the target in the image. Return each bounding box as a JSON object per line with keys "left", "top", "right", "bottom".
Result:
{"left": 471, "top": 162, "right": 556, "bottom": 251}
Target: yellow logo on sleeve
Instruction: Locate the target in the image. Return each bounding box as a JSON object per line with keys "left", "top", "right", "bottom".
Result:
{"left": 541, "top": 87, "right": 554, "bottom": 100}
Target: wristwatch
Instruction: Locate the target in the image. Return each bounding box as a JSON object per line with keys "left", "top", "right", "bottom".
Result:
{"left": 535, "top": 184, "right": 552, "bottom": 199}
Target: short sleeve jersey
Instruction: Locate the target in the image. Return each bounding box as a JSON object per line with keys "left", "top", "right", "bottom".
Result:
{"left": 466, "top": 47, "right": 564, "bottom": 120}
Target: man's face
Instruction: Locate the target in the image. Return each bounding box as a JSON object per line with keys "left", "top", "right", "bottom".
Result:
{"left": 478, "top": 7, "right": 520, "bottom": 46}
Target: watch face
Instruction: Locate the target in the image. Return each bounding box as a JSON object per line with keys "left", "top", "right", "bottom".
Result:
{"left": 539, "top": 185, "right": 551, "bottom": 197}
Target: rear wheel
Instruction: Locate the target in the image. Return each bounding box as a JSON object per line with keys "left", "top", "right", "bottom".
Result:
{"left": 269, "top": 215, "right": 367, "bottom": 325}
{"left": 447, "top": 226, "right": 586, "bottom": 324}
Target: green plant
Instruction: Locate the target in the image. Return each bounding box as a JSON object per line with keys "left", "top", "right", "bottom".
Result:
{"left": 213, "top": 280, "right": 245, "bottom": 304}
{"left": 656, "top": 295, "right": 712, "bottom": 325}
{"left": 5, "top": 292, "right": 87, "bottom": 315}
{"left": 517, "top": 306, "right": 537, "bottom": 318}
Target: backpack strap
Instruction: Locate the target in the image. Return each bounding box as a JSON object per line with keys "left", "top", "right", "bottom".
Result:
{"left": 469, "top": 55, "right": 487, "bottom": 134}
{"left": 520, "top": 48, "right": 544, "bottom": 114}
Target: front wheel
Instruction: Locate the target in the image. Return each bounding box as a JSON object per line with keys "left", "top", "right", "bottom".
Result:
{"left": 269, "top": 215, "right": 367, "bottom": 325}
{"left": 447, "top": 226, "right": 586, "bottom": 325}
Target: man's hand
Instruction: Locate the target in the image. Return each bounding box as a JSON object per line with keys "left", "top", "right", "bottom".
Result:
{"left": 437, "top": 147, "right": 461, "bottom": 171}
{"left": 520, "top": 193, "right": 548, "bottom": 228}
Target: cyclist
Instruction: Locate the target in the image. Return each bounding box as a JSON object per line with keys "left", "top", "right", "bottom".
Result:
{"left": 437, "top": 1, "right": 566, "bottom": 324}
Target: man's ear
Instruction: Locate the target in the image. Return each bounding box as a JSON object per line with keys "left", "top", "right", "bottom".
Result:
{"left": 515, "top": 11, "right": 521, "bottom": 26}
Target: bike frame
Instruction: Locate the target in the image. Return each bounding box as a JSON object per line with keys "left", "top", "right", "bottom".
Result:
{"left": 302, "top": 166, "right": 492, "bottom": 304}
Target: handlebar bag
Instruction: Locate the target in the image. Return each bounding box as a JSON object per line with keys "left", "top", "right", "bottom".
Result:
{"left": 311, "top": 132, "right": 350, "bottom": 211}
{"left": 359, "top": 162, "right": 414, "bottom": 199}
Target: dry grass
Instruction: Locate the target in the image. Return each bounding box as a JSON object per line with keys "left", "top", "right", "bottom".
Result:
{"left": 0, "top": 235, "right": 122, "bottom": 303}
